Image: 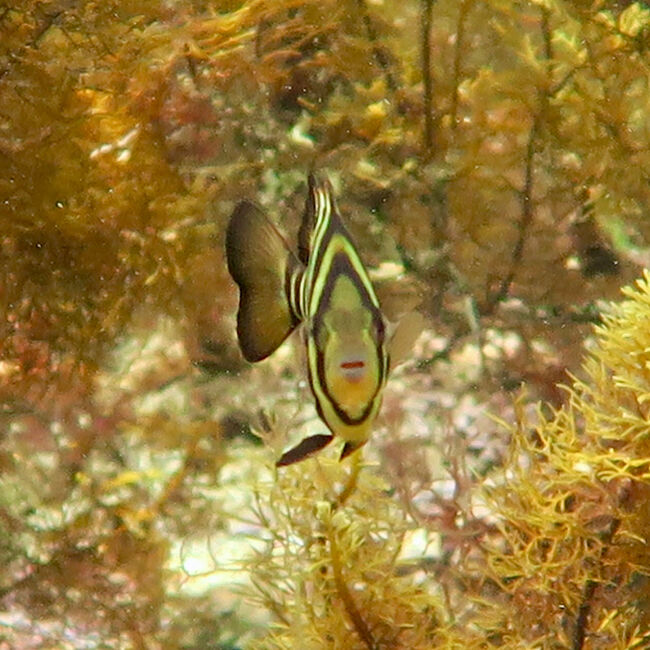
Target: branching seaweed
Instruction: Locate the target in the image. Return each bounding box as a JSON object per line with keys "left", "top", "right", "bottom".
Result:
{"left": 3, "top": 0, "right": 650, "bottom": 647}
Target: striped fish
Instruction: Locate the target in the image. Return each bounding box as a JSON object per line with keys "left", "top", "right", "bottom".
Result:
{"left": 226, "top": 173, "right": 418, "bottom": 466}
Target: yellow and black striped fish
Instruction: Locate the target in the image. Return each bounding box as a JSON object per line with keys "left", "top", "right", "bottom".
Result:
{"left": 226, "top": 173, "right": 417, "bottom": 466}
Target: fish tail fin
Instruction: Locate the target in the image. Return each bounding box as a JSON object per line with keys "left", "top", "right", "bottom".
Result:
{"left": 226, "top": 201, "right": 302, "bottom": 362}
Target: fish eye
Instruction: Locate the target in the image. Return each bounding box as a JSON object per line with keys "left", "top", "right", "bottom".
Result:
{"left": 372, "top": 316, "right": 385, "bottom": 341}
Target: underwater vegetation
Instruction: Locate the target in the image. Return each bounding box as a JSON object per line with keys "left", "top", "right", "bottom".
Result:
{"left": 2, "top": 0, "right": 650, "bottom": 647}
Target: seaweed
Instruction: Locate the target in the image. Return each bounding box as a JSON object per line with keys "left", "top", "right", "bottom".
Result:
{"left": 2, "top": 0, "right": 650, "bottom": 647}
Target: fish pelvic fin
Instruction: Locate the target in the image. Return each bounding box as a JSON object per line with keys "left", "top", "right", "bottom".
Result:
{"left": 276, "top": 433, "right": 334, "bottom": 467}
{"left": 226, "top": 201, "right": 303, "bottom": 362}
{"left": 340, "top": 440, "right": 366, "bottom": 461}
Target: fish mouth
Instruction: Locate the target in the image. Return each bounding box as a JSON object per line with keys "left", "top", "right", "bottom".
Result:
{"left": 339, "top": 359, "right": 367, "bottom": 383}
{"left": 340, "top": 360, "right": 365, "bottom": 370}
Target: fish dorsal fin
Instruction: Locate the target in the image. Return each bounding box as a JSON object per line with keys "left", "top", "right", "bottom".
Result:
{"left": 226, "top": 201, "right": 302, "bottom": 362}
{"left": 298, "top": 173, "right": 338, "bottom": 265}
{"left": 388, "top": 311, "right": 425, "bottom": 372}
{"left": 297, "top": 174, "right": 317, "bottom": 264}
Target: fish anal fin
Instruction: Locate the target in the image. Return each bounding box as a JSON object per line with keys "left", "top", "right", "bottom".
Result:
{"left": 276, "top": 433, "right": 334, "bottom": 467}
{"left": 226, "top": 201, "right": 302, "bottom": 362}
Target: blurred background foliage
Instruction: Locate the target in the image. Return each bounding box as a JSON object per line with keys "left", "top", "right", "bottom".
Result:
{"left": 2, "top": 0, "right": 650, "bottom": 647}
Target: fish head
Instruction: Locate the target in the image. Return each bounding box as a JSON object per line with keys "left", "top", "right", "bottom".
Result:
{"left": 315, "top": 274, "right": 386, "bottom": 420}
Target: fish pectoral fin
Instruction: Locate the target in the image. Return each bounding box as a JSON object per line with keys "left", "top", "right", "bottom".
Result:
{"left": 340, "top": 440, "right": 366, "bottom": 461}
{"left": 371, "top": 274, "right": 425, "bottom": 322}
{"left": 276, "top": 433, "right": 334, "bottom": 467}
{"left": 226, "top": 201, "right": 302, "bottom": 362}
{"left": 388, "top": 311, "right": 425, "bottom": 372}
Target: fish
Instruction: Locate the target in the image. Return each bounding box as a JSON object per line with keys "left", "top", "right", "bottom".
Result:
{"left": 225, "top": 173, "right": 422, "bottom": 466}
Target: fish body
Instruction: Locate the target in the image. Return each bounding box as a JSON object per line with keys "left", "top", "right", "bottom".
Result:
{"left": 226, "top": 174, "right": 389, "bottom": 466}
